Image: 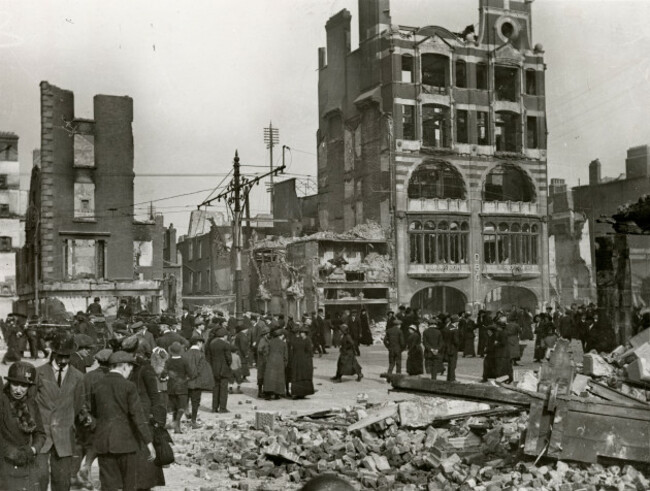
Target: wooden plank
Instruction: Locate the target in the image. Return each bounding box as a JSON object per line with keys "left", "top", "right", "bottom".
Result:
{"left": 547, "top": 403, "right": 569, "bottom": 459}
{"left": 347, "top": 405, "right": 398, "bottom": 433}
{"left": 390, "top": 376, "right": 537, "bottom": 407}
{"left": 523, "top": 400, "right": 548, "bottom": 456}
{"left": 566, "top": 399, "right": 650, "bottom": 422}
{"left": 587, "top": 381, "right": 650, "bottom": 408}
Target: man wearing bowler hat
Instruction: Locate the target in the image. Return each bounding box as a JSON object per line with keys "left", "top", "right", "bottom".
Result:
{"left": 91, "top": 351, "right": 154, "bottom": 491}
{"left": 206, "top": 327, "right": 232, "bottom": 413}
{"left": 34, "top": 332, "right": 86, "bottom": 491}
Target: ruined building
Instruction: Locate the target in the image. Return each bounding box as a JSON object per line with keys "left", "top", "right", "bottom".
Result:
{"left": 318, "top": 0, "right": 549, "bottom": 312}
{"left": 16, "top": 82, "right": 164, "bottom": 317}
{"left": 0, "top": 132, "right": 25, "bottom": 319}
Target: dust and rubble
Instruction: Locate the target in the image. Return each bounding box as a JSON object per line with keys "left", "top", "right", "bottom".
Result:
{"left": 174, "top": 391, "right": 648, "bottom": 491}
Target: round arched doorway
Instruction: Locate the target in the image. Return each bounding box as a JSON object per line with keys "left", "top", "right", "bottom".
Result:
{"left": 410, "top": 286, "right": 467, "bottom": 316}
{"left": 484, "top": 286, "right": 537, "bottom": 312}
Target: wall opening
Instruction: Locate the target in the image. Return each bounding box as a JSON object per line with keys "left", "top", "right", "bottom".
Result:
{"left": 484, "top": 163, "right": 535, "bottom": 202}
{"left": 495, "top": 111, "right": 520, "bottom": 152}
{"left": 494, "top": 65, "right": 519, "bottom": 102}
{"left": 408, "top": 161, "right": 466, "bottom": 200}
{"left": 411, "top": 286, "right": 467, "bottom": 316}
{"left": 422, "top": 104, "right": 450, "bottom": 148}
{"left": 421, "top": 54, "right": 448, "bottom": 93}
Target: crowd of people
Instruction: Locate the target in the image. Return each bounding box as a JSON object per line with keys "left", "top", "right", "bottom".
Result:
{"left": 381, "top": 302, "right": 620, "bottom": 384}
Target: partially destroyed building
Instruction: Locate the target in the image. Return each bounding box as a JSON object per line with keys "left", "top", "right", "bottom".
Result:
{"left": 16, "top": 82, "right": 164, "bottom": 317}
{"left": 317, "top": 0, "right": 550, "bottom": 313}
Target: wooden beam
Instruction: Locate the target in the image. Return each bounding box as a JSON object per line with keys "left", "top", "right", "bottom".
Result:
{"left": 587, "top": 381, "right": 650, "bottom": 409}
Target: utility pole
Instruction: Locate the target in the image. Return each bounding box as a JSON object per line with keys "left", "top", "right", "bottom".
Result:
{"left": 197, "top": 151, "right": 286, "bottom": 320}
{"left": 263, "top": 122, "right": 279, "bottom": 216}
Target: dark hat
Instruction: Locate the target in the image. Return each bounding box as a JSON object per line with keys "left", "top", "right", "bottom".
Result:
{"left": 159, "top": 324, "right": 170, "bottom": 333}
{"left": 108, "top": 351, "right": 136, "bottom": 365}
{"left": 130, "top": 321, "right": 144, "bottom": 331}
{"left": 73, "top": 334, "right": 95, "bottom": 349}
{"left": 271, "top": 328, "right": 284, "bottom": 337}
{"left": 299, "top": 325, "right": 310, "bottom": 334}
{"left": 409, "top": 324, "right": 418, "bottom": 331}
{"left": 393, "top": 319, "right": 402, "bottom": 326}
{"left": 52, "top": 333, "right": 77, "bottom": 356}
{"left": 260, "top": 326, "right": 270, "bottom": 336}
{"left": 194, "top": 316, "right": 205, "bottom": 326}
{"left": 6, "top": 361, "right": 37, "bottom": 385}
{"left": 190, "top": 333, "right": 204, "bottom": 344}
{"left": 450, "top": 314, "right": 460, "bottom": 323}
{"left": 340, "top": 323, "right": 349, "bottom": 332}
{"left": 215, "top": 327, "right": 228, "bottom": 338}
{"left": 169, "top": 342, "right": 183, "bottom": 356}
{"left": 76, "top": 311, "right": 86, "bottom": 318}
{"left": 94, "top": 349, "right": 113, "bottom": 364}
{"left": 121, "top": 335, "right": 140, "bottom": 352}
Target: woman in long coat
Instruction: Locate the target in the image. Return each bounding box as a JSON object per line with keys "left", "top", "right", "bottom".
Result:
{"left": 290, "top": 326, "right": 315, "bottom": 399}
{"left": 256, "top": 326, "right": 270, "bottom": 398}
{"left": 482, "top": 324, "right": 512, "bottom": 382}
{"left": 331, "top": 324, "right": 363, "bottom": 382}
{"left": 0, "top": 361, "right": 46, "bottom": 491}
{"left": 359, "top": 309, "right": 373, "bottom": 346}
{"left": 130, "top": 341, "right": 166, "bottom": 489}
{"left": 234, "top": 325, "right": 251, "bottom": 380}
{"left": 505, "top": 314, "right": 522, "bottom": 365}
{"left": 263, "top": 328, "right": 288, "bottom": 399}
{"left": 406, "top": 324, "right": 424, "bottom": 376}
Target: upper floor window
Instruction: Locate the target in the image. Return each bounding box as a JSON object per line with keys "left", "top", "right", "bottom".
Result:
{"left": 408, "top": 161, "right": 466, "bottom": 200}
{"left": 401, "top": 54, "right": 414, "bottom": 83}
{"left": 477, "top": 111, "right": 489, "bottom": 145}
{"left": 188, "top": 241, "right": 193, "bottom": 261}
{"left": 525, "top": 69, "right": 537, "bottom": 95}
{"left": 495, "top": 111, "right": 520, "bottom": 152}
{"left": 74, "top": 181, "right": 95, "bottom": 219}
{"left": 495, "top": 66, "right": 519, "bottom": 102}
{"left": 422, "top": 104, "right": 450, "bottom": 148}
{"left": 0, "top": 204, "right": 9, "bottom": 216}
{"left": 402, "top": 105, "right": 416, "bottom": 140}
{"left": 328, "top": 113, "right": 343, "bottom": 140}
{"left": 483, "top": 221, "right": 538, "bottom": 265}
{"left": 527, "top": 116, "right": 539, "bottom": 149}
{"left": 0, "top": 175, "right": 7, "bottom": 189}
{"left": 0, "top": 236, "right": 12, "bottom": 252}
{"left": 455, "top": 60, "right": 466, "bottom": 88}
{"left": 409, "top": 219, "right": 469, "bottom": 265}
{"left": 476, "top": 63, "right": 488, "bottom": 90}
{"left": 456, "top": 110, "right": 469, "bottom": 144}
{"left": 421, "top": 54, "right": 448, "bottom": 93}
{"left": 485, "top": 163, "right": 535, "bottom": 203}
{"left": 63, "top": 239, "right": 105, "bottom": 280}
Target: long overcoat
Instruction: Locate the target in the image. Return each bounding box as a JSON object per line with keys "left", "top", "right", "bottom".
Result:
{"left": 336, "top": 334, "right": 361, "bottom": 376}
{"left": 290, "top": 336, "right": 314, "bottom": 397}
{"left": 406, "top": 330, "right": 424, "bottom": 375}
{"left": 483, "top": 328, "right": 511, "bottom": 379}
{"left": 263, "top": 336, "right": 288, "bottom": 395}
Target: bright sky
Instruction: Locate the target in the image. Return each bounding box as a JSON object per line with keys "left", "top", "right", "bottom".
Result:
{"left": 1, "top": 0, "right": 649, "bottom": 233}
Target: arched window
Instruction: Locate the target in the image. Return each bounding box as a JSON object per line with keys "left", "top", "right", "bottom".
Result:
{"left": 408, "top": 161, "right": 466, "bottom": 200}
{"left": 409, "top": 218, "right": 469, "bottom": 265}
{"left": 484, "top": 164, "right": 535, "bottom": 202}
{"left": 422, "top": 105, "right": 450, "bottom": 148}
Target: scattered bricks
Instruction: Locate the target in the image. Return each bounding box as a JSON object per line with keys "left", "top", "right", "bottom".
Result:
{"left": 559, "top": 483, "right": 572, "bottom": 491}
{"left": 371, "top": 454, "right": 391, "bottom": 472}
{"left": 246, "top": 470, "right": 257, "bottom": 479}
{"left": 289, "top": 471, "right": 301, "bottom": 483}
{"left": 255, "top": 411, "right": 276, "bottom": 430}
{"left": 353, "top": 437, "right": 368, "bottom": 455}
{"left": 358, "top": 470, "right": 380, "bottom": 488}
{"left": 363, "top": 456, "right": 378, "bottom": 472}
{"left": 635, "top": 472, "right": 650, "bottom": 490}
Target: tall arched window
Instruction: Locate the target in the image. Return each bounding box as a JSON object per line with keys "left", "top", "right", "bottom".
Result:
{"left": 484, "top": 164, "right": 535, "bottom": 202}
{"left": 408, "top": 161, "right": 466, "bottom": 200}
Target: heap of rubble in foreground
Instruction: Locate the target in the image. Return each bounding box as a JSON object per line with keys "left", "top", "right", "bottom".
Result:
{"left": 173, "top": 398, "right": 649, "bottom": 491}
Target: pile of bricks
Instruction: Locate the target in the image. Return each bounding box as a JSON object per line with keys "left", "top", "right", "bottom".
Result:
{"left": 173, "top": 403, "right": 649, "bottom": 491}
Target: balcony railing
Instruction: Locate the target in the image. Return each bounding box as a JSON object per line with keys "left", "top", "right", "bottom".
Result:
{"left": 482, "top": 201, "right": 537, "bottom": 215}
{"left": 408, "top": 198, "right": 469, "bottom": 213}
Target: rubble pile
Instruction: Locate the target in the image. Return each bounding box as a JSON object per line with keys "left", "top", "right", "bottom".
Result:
{"left": 175, "top": 397, "right": 649, "bottom": 491}
{"left": 300, "top": 221, "right": 386, "bottom": 242}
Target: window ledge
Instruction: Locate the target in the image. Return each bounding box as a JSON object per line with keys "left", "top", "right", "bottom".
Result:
{"left": 407, "top": 263, "right": 470, "bottom": 279}
{"left": 483, "top": 263, "right": 540, "bottom": 280}
{"left": 73, "top": 218, "right": 97, "bottom": 223}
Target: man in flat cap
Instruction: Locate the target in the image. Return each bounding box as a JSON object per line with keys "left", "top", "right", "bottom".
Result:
{"left": 206, "top": 327, "right": 232, "bottom": 413}
{"left": 91, "top": 351, "right": 154, "bottom": 491}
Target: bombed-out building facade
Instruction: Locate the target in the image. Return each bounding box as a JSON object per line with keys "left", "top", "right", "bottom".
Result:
{"left": 317, "top": 0, "right": 550, "bottom": 313}
{"left": 16, "top": 82, "right": 164, "bottom": 318}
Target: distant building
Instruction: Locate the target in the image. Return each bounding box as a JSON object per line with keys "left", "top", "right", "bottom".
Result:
{"left": 271, "top": 179, "right": 319, "bottom": 237}
{"left": 162, "top": 224, "right": 182, "bottom": 314}
{"left": 16, "top": 82, "right": 164, "bottom": 318}
{"left": 573, "top": 147, "right": 650, "bottom": 308}
{"left": 318, "top": 0, "right": 549, "bottom": 313}
{"left": 0, "top": 132, "right": 25, "bottom": 319}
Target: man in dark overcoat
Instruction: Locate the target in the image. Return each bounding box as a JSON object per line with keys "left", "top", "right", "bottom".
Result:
{"left": 34, "top": 332, "right": 85, "bottom": 491}
{"left": 383, "top": 319, "right": 404, "bottom": 379}
{"left": 91, "top": 351, "right": 154, "bottom": 491}
{"left": 441, "top": 315, "right": 461, "bottom": 382}
{"left": 206, "top": 327, "right": 232, "bottom": 413}
{"left": 423, "top": 319, "right": 444, "bottom": 379}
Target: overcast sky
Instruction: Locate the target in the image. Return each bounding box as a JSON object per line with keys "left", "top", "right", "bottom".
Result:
{"left": 1, "top": 0, "right": 649, "bottom": 234}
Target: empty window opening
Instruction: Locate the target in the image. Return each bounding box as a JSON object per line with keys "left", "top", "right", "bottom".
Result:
{"left": 328, "top": 114, "right": 343, "bottom": 140}
{"left": 401, "top": 55, "right": 414, "bottom": 83}
{"left": 525, "top": 69, "right": 537, "bottom": 95}
{"left": 408, "top": 161, "right": 466, "bottom": 200}
{"left": 0, "top": 175, "right": 7, "bottom": 188}
{"left": 527, "top": 116, "right": 539, "bottom": 149}
{"left": 421, "top": 54, "right": 448, "bottom": 93}
{"left": 477, "top": 111, "right": 489, "bottom": 145}
{"left": 485, "top": 164, "right": 535, "bottom": 202}
{"left": 422, "top": 104, "right": 450, "bottom": 148}
{"left": 495, "top": 111, "right": 520, "bottom": 152}
{"left": 455, "top": 60, "right": 466, "bottom": 88}
{"left": 456, "top": 110, "right": 469, "bottom": 144}
{"left": 0, "top": 204, "right": 9, "bottom": 216}
{"left": 476, "top": 63, "right": 488, "bottom": 90}
{"left": 64, "top": 239, "right": 105, "bottom": 280}
{"left": 402, "top": 105, "right": 416, "bottom": 140}
{"left": 0, "top": 236, "right": 12, "bottom": 252}
{"left": 495, "top": 66, "right": 519, "bottom": 102}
